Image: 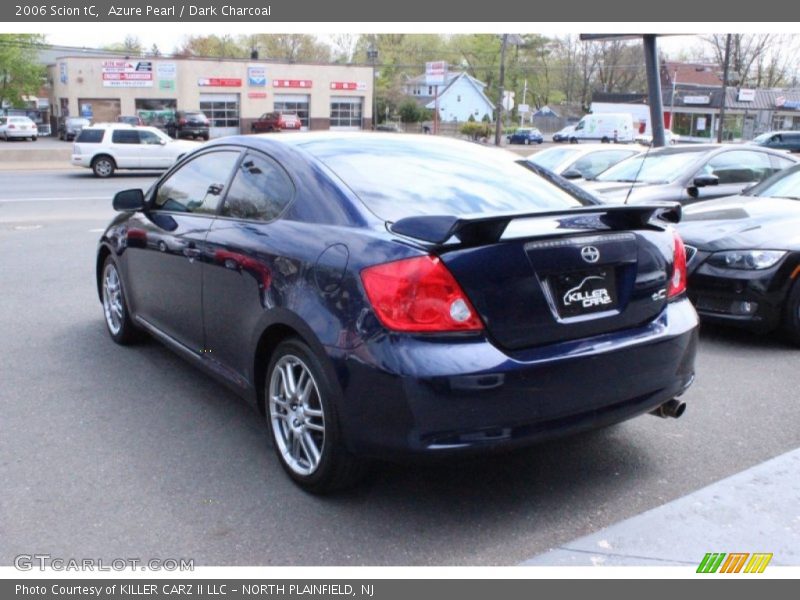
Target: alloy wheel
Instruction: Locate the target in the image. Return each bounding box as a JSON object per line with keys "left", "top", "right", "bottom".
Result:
{"left": 102, "top": 263, "right": 124, "bottom": 335}
{"left": 268, "top": 355, "right": 326, "bottom": 476}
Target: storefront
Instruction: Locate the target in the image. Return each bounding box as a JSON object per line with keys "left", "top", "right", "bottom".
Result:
{"left": 48, "top": 56, "right": 373, "bottom": 136}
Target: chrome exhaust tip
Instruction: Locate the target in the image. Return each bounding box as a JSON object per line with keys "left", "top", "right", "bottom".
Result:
{"left": 650, "top": 399, "right": 687, "bottom": 419}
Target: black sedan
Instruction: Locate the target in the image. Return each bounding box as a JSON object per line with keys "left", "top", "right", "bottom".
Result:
{"left": 679, "top": 164, "right": 800, "bottom": 344}
{"left": 97, "top": 133, "right": 698, "bottom": 493}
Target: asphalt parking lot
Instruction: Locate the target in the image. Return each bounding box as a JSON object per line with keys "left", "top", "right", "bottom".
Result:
{"left": 1, "top": 168, "right": 799, "bottom": 566}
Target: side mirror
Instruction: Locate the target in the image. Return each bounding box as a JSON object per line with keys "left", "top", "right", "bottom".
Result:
{"left": 561, "top": 169, "right": 583, "bottom": 180}
{"left": 159, "top": 139, "right": 167, "bottom": 145}
{"left": 113, "top": 188, "right": 145, "bottom": 212}
{"left": 692, "top": 174, "right": 719, "bottom": 188}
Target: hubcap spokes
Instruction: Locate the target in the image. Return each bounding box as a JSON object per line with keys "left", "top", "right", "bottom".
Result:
{"left": 269, "top": 355, "right": 325, "bottom": 476}
{"left": 102, "top": 264, "right": 124, "bottom": 334}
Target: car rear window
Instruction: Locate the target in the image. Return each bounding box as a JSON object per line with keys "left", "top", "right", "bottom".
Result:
{"left": 76, "top": 129, "right": 105, "bottom": 143}
{"left": 299, "top": 137, "right": 583, "bottom": 221}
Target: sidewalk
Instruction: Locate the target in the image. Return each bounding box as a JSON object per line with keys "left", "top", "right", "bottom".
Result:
{"left": 0, "top": 161, "right": 79, "bottom": 171}
{"left": 522, "top": 447, "right": 800, "bottom": 566}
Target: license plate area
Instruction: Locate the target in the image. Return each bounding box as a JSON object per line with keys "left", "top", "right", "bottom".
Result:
{"left": 551, "top": 268, "right": 618, "bottom": 318}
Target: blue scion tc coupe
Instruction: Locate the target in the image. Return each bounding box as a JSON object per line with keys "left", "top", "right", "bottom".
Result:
{"left": 97, "top": 133, "right": 699, "bottom": 493}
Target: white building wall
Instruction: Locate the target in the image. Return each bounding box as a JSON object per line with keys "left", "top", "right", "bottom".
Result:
{"left": 430, "top": 78, "right": 493, "bottom": 123}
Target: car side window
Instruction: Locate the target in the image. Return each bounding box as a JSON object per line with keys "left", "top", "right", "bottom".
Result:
{"left": 112, "top": 130, "right": 140, "bottom": 144}
{"left": 221, "top": 152, "right": 294, "bottom": 222}
{"left": 139, "top": 130, "right": 162, "bottom": 145}
{"left": 154, "top": 150, "right": 240, "bottom": 215}
{"left": 701, "top": 150, "right": 773, "bottom": 184}
{"left": 770, "top": 154, "right": 796, "bottom": 171}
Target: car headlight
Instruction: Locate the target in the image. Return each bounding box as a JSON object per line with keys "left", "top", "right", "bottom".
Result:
{"left": 706, "top": 250, "right": 787, "bottom": 270}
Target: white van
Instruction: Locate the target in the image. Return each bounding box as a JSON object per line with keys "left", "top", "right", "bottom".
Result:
{"left": 569, "top": 113, "right": 634, "bottom": 144}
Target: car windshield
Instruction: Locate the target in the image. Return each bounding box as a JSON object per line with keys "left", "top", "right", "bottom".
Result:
{"left": 596, "top": 149, "right": 706, "bottom": 184}
{"left": 747, "top": 165, "right": 800, "bottom": 199}
{"left": 752, "top": 133, "right": 773, "bottom": 143}
{"left": 515, "top": 129, "right": 531, "bottom": 134}
{"left": 528, "top": 147, "right": 582, "bottom": 171}
{"left": 299, "top": 137, "right": 584, "bottom": 221}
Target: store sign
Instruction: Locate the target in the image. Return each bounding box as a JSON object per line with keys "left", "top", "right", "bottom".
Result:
{"left": 102, "top": 60, "right": 153, "bottom": 88}
{"left": 518, "top": 103, "right": 531, "bottom": 114}
{"left": 425, "top": 61, "right": 447, "bottom": 85}
{"left": 159, "top": 80, "right": 175, "bottom": 91}
{"left": 737, "top": 88, "right": 756, "bottom": 102}
{"left": 198, "top": 78, "right": 242, "bottom": 87}
{"left": 80, "top": 103, "right": 93, "bottom": 118}
{"left": 59, "top": 62, "right": 67, "bottom": 84}
{"left": 248, "top": 92, "right": 267, "bottom": 99}
{"left": 683, "top": 95, "right": 711, "bottom": 105}
{"left": 248, "top": 66, "right": 267, "bottom": 87}
{"left": 273, "top": 79, "right": 312, "bottom": 88}
{"left": 157, "top": 62, "right": 176, "bottom": 80}
{"left": 696, "top": 117, "right": 707, "bottom": 131}
{"left": 776, "top": 96, "right": 800, "bottom": 110}
{"left": 330, "top": 81, "right": 367, "bottom": 91}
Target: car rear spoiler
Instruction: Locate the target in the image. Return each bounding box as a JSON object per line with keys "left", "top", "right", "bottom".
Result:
{"left": 388, "top": 203, "right": 682, "bottom": 246}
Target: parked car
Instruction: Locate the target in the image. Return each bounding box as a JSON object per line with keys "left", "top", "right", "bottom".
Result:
{"left": 635, "top": 130, "right": 681, "bottom": 146}
{"left": 58, "top": 116, "right": 91, "bottom": 141}
{"left": 527, "top": 144, "right": 640, "bottom": 180}
{"left": 0, "top": 116, "right": 38, "bottom": 141}
{"left": 569, "top": 113, "right": 635, "bottom": 143}
{"left": 751, "top": 130, "right": 800, "bottom": 153}
{"left": 96, "top": 133, "right": 698, "bottom": 493}
{"left": 507, "top": 127, "right": 544, "bottom": 145}
{"left": 250, "top": 112, "right": 302, "bottom": 133}
{"left": 582, "top": 144, "right": 798, "bottom": 205}
{"left": 552, "top": 125, "right": 576, "bottom": 142}
{"left": 117, "top": 115, "right": 144, "bottom": 126}
{"left": 165, "top": 111, "right": 210, "bottom": 140}
{"left": 72, "top": 124, "right": 199, "bottom": 177}
{"left": 679, "top": 163, "right": 800, "bottom": 344}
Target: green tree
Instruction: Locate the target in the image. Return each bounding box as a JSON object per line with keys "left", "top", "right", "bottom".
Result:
{"left": 175, "top": 35, "right": 247, "bottom": 59}
{"left": 242, "top": 34, "right": 331, "bottom": 63}
{"left": 0, "top": 34, "right": 46, "bottom": 108}
{"left": 102, "top": 35, "right": 144, "bottom": 55}
{"left": 398, "top": 99, "right": 422, "bottom": 123}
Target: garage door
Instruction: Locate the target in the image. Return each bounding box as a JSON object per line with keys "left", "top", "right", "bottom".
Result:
{"left": 199, "top": 93, "right": 240, "bottom": 138}
{"left": 77, "top": 98, "right": 121, "bottom": 124}
{"left": 330, "top": 96, "right": 363, "bottom": 131}
{"left": 274, "top": 94, "right": 310, "bottom": 130}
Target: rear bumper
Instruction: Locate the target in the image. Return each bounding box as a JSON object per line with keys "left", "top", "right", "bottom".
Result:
{"left": 5, "top": 130, "right": 36, "bottom": 138}
{"left": 330, "top": 298, "right": 698, "bottom": 459}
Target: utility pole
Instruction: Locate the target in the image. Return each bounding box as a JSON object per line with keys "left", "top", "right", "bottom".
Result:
{"left": 717, "top": 34, "right": 732, "bottom": 143}
{"left": 494, "top": 33, "right": 509, "bottom": 146}
{"left": 669, "top": 69, "right": 677, "bottom": 132}
{"left": 520, "top": 79, "right": 528, "bottom": 127}
{"left": 367, "top": 40, "right": 379, "bottom": 131}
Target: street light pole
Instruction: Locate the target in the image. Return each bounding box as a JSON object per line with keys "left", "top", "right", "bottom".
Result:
{"left": 367, "top": 43, "right": 378, "bottom": 131}
{"left": 494, "top": 34, "right": 509, "bottom": 146}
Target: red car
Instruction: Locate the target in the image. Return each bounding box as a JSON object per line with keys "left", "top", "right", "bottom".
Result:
{"left": 251, "top": 112, "right": 302, "bottom": 133}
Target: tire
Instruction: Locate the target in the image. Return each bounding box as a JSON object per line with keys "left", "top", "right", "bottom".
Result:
{"left": 100, "top": 256, "right": 140, "bottom": 345}
{"left": 601, "top": 136, "right": 610, "bottom": 143}
{"left": 31, "top": 136, "right": 37, "bottom": 142}
{"left": 781, "top": 278, "right": 800, "bottom": 346}
{"left": 569, "top": 137, "right": 578, "bottom": 144}
{"left": 92, "top": 155, "right": 115, "bottom": 178}
{"left": 537, "top": 139, "right": 543, "bottom": 144}
{"left": 265, "top": 338, "right": 366, "bottom": 493}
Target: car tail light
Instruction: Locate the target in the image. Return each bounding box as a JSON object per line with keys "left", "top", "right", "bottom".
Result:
{"left": 8, "top": 124, "right": 15, "bottom": 129}
{"left": 667, "top": 230, "right": 687, "bottom": 298}
{"left": 361, "top": 255, "right": 484, "bottom": 332}
{"left": 179, "top": 118, "right": 187, "bottom": 125}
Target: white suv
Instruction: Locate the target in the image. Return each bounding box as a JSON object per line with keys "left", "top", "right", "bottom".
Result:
{"left": 72, "top": 124, "right": 200, "bottom": 177}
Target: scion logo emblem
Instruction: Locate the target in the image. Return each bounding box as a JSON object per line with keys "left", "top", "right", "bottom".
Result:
{"left": 581, "top": 245, "right": 600, "bottom": 264}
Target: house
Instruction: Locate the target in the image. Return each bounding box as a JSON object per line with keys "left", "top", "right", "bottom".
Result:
{"left": 660, "top": 61, "right": 723, "bottom": 88}
{"left": 403, "top": 71, "right": 495, "bottom": 123}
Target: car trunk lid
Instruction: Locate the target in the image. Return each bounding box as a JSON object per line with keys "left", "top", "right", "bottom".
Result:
{"left": 390, "top": 205, "right": 678, "bottom": 350}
